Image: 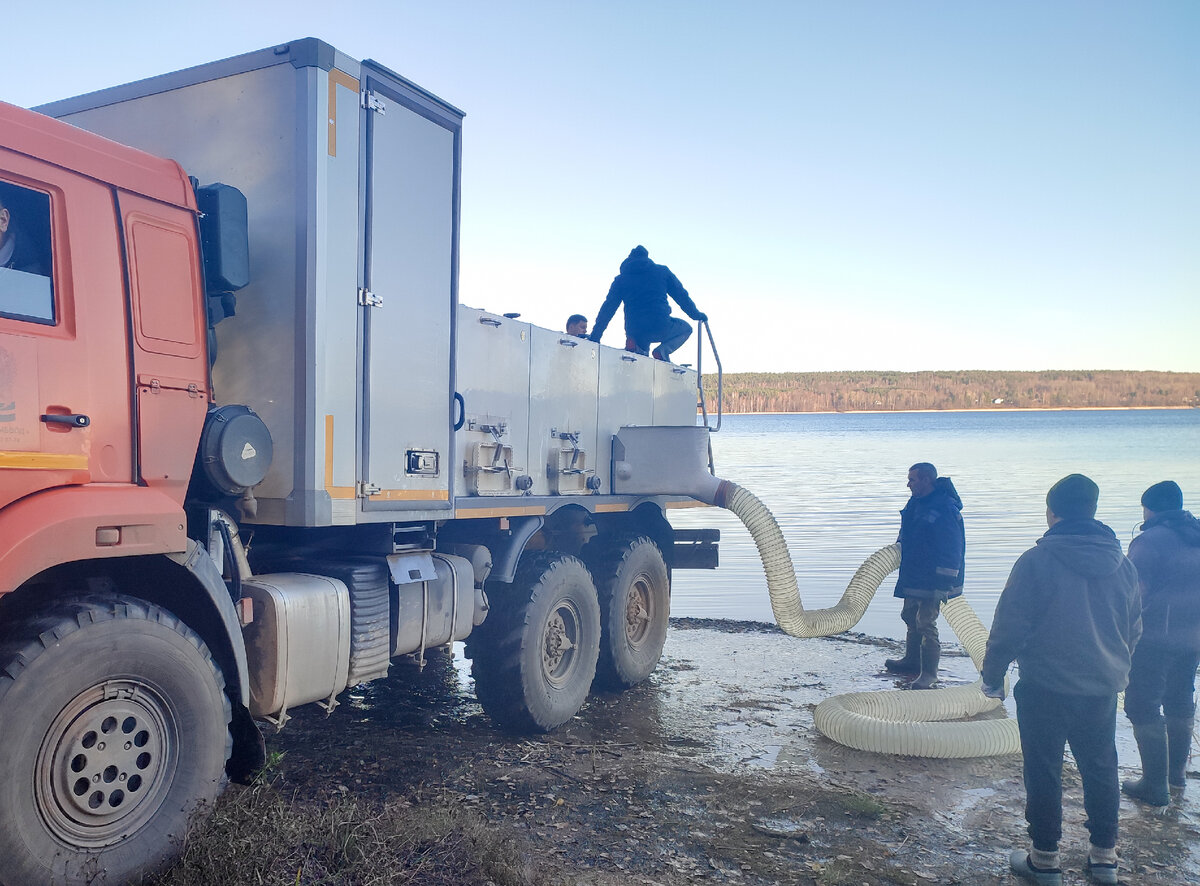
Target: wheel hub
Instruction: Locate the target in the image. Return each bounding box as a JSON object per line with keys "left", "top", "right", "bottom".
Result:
{"left": 624, "top": 574, "right": 653, "bottom": 645}
{"left": 543, "top": 603, "right": 581, "bottom": 687}
{"left": 37, "top": 680, "right": 177, "bottom": 848}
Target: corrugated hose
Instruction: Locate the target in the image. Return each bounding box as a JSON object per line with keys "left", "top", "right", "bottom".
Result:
{"left": 716, "top": 480, "right": 1021, "bottom": 758}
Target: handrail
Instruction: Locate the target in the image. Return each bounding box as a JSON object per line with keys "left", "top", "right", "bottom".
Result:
{"left": 696, "top": 319, "right": 723, "bottom": 432}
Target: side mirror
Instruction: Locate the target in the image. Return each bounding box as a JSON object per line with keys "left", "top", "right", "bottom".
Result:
{"left": 196, "top": 182, "right": 249, "bottom": 296}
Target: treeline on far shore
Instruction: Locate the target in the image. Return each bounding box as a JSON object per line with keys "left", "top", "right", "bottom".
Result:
{"left": 698, "top": 370, "right": 1200, "bottom": 413}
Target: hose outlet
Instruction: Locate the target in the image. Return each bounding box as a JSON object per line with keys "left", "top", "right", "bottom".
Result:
{"left": 611, "top": 426, "right": 719, "bottom": 503}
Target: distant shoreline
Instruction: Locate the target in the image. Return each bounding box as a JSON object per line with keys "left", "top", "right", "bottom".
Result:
{"left": 701, "top": 369, "right": 1200, "bottom": 413}
{"left": 717, "top": 405, "right": 1198, "bottom": 416}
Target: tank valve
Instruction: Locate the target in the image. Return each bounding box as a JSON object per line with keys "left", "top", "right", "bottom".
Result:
{"left": 514, "top": 474, "right": 533, "bottom": 491}
{"left": 586, "top": 476, "right": 602, "bottom": 491}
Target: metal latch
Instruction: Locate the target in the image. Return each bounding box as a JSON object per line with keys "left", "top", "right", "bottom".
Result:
{"left": 357, "top": 481, "right": 382, "bottom": 497}
{"left": 550, "top": 428, "right": 592, "bottom": 478}
{"left": 358, "top": 288, "right": 383, "bottom": 308}
{"left": 362, "top": 90, "right": 386, "bottom": 114}
{"left": 406, "top": 450, "right": 440, "bottom": 476}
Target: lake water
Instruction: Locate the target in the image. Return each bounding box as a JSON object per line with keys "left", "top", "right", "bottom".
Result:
{"left": 667, "top": 409, "right": 1200, "bottom": 641}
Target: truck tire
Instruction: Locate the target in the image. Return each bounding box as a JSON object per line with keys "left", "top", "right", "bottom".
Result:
{"left": 584, "top": 535, "right": 670, "bottom": 690}
{"left": 470, "top": 552, "right": 600, "bottom": 732}
{"left": 0, "top": 595, "right": 232, "bottom": 886}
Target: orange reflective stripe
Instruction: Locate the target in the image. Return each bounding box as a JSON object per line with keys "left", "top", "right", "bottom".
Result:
{"left": 0, "top": 451, "right": 89, "bottom": 470}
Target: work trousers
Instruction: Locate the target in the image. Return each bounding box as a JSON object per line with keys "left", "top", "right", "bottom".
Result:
{"left": 630, "top": 316, "right": 693, "bottom": 359}
{"left": 1124, "top": 642, "right": 1200, "bottom": 725}
{"left": 1014, "top": 681, "right": 1119, "bottom": 852}
{"left": 899, "top": 597, "right": 941, "bottom": 646}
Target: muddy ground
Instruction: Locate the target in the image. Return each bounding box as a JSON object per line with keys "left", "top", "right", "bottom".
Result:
{"left": 258, "top": 621, "right": 1199, "bottom": 885}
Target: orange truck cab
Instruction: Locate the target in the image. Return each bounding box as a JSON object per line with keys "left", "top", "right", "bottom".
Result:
{"left": 0, "top": 99, "right": 264, "bottom": 885}
{"left": 1, "top": 100, "right": 221, "bottom": 580}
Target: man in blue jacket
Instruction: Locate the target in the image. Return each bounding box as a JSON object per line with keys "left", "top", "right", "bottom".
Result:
{"left": 1121, "top": 480, "right": 1200, "bottom": 806}
{"left": 588, "top": 246, "right": 706, "bottom": 361}
{"left": 884, "top": 462, "right": 965, "bottom": 689}
{"left": 0, "top": 187, "right": 50, "bottom": 277}
{"left": 981, "top": 474, "right": 1141, "bottom": 886}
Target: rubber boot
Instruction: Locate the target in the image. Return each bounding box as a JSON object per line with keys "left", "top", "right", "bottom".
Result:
{"left": 1167, "top": 716, "right": 1194, "bottom": 795}
{"left": 884, "top": 631, "right": 921, "bottom": 675}
{"left": 1121, "top": 721, "right": 1170, "bottom": 806}
{"left": 910, "top": 640, "right": 939, "bottom": 690}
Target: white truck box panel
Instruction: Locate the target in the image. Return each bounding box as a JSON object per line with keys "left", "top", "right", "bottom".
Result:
{"left": 455, "top": 306, "right": 531, "bottom": 496}
{"left": 527, "top": 327, "right": 600, "bottom": 496}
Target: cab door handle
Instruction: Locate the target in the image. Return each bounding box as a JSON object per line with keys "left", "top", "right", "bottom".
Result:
{"left": 41, "top": 413, "right": 90, "bottom": 428}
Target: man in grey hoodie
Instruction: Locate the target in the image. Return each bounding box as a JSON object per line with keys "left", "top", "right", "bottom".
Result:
{"left": 981, "top": 474, "right": 1141, "bottom": 886}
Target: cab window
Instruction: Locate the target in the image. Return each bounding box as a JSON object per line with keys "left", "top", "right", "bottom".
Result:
{"left": 0, "top": 181, "right": 55, "bottom": 324}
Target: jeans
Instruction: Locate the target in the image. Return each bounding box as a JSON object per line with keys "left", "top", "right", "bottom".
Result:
{"left": 631, "top": 316, "right": 693, "bottom": 359}
{"left": 1014, "top": 681, "right": 1119, "bottom": 851}
{"left": 1124, "top": 642, "right": 1200, "bottom": 725}
{"left": 900, "top": 597, "right": 941, "bottom": 646}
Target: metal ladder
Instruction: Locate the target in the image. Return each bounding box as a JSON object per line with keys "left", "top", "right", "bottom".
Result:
{"left": 696, "top": 319, "right": 722, "bottom": 432}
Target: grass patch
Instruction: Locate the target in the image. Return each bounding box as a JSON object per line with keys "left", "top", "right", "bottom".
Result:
{"left": 817, "top": 858, "right": 920, "bottom": 886}
{"left": 150, "top": 778, "right": 554, "bottom": 886}
{"left": 824, "top": 788, "right": 890, "bottom": 820}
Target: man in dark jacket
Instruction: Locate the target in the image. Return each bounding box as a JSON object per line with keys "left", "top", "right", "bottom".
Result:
{"left": 0, "top": 187, "right": 50, "bottom": 277}
{"left": 981, "top": 474, "right": 1141, "bottom": 886}
{"left": 588, "top": 245, "right": 706, "bottom": 360}
{"left": 884, "top": 462, "right": 965, "bottom": 690}
{"left": 1121, "top": 480, "right": 1200, "bottom": 806}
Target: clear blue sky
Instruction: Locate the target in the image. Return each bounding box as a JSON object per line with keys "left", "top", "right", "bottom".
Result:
{"left": 8, "top": 2, "right": 1198, "bottom": 373}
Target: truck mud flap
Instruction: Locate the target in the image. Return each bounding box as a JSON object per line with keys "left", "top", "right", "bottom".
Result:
{"left": 672, "top": 528, "right": 719, "bottom": 570}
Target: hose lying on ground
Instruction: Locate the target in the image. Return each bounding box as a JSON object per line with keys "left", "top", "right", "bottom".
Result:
{"left": 714, "top": 480, "right": 1022, "bottom": 758}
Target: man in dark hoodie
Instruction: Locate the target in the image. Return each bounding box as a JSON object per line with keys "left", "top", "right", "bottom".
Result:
{"left": 981, "top": 474, "right": 1140, "bottom": 886}
{"left": 1121, "top": 480, "right": 1200, "bottom": 807}
{"left": 884, "top": 462, "right": 965, "bottom": 690}
{"left": 0, "top": 186, "right": 50, "bottom": 277}
{"left": 588, "top": 245, "right": 707, "bottom": 361}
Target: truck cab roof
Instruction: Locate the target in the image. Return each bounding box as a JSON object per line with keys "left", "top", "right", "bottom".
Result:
{"left": 0, "top": 100, "right": 194, "bottom": 209}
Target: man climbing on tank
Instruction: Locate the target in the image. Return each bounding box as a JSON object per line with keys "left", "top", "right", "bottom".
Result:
{"left": 588, "top": 245, "right": 706, "bottom": 361}
{"left": 884, "top": 462, "right": 965, "bottom": 689}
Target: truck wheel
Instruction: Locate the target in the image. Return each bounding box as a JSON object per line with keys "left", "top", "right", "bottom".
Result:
{"left": 0, "top": 595, "right": 232, "bottom": 885}
{"left": 584, "top": 536, "right": 670, "bottom": 690}
{"left": 470, "top": 552, "right": 600, "bottom": 732}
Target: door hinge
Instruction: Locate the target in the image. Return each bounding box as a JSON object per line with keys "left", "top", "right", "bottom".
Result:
{"left": 358, "top": 288, "right": 384, "bottom": 308}
{"left": 358, "top": 481, "right": 382, "bottom": 498}
{"left": 362, "top": 90, "right": 386, "bottom": 114}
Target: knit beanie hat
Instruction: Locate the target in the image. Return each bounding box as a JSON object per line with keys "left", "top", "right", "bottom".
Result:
{"left": 1141, "top": 480, "right": 1183, "bottom": 513}
{"left": 1046, "top": 473, "right": 1099, "bottom": 520}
